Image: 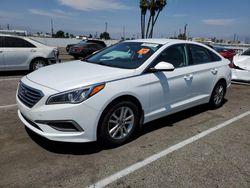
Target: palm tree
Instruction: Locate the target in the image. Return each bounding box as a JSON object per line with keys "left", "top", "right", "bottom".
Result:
{"left": 140, "top": 0, "right": 167, "bottom": 38}
{"left": 140, "top": 0, "right": 148, "bottom": 38}
{"left": 149, "top": 0, "right": 167, "bottom": 38}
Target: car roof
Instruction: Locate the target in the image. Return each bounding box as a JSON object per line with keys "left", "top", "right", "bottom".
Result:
{"left": 126, "top": 38, "right": 204, "bottom": 46}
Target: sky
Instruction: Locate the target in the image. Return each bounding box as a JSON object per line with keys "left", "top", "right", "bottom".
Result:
{"left": 0, "top": 0, "right": 250, "bottom": 40}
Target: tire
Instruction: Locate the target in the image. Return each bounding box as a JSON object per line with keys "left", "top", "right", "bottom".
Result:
{"left": 209, "top": 81, "right": 226, "bottom": 109}
{"left": 30, "top": 59, "right": 47, "bottom": 71}
{"left": 99, "top": 101, "right": 140, "bottom": 145}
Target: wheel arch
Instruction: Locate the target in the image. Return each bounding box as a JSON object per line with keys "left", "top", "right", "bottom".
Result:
{"left": 29, "top": 57, "right": 48, "bottom": 70}
{"left": 215, "top": 78, "right": 227, "bottom": 91}
{"left": 96, "top": 94, "right": 144, "bottom": 140}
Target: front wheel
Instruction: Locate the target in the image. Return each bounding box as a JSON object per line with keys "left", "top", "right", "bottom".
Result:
{"left": 209, "top": 82, "right": 226, "bottom": 109}
{"left": 99, "top": 101, "right": 140, "bottom": 145}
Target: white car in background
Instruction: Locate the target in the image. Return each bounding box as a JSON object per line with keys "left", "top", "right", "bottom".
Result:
{"left": 0, "top": 34, "right": 59, "bottom": 71}
{"left": 16, "top": 39, "right": 231, "bottom": 145}
{"left": 232, "top": 48, "right": 250, "bottom": 82}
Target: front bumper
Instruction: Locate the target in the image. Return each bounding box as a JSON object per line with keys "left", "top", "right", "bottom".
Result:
{"left": 16, "top": 78, "right": 102, "bottom": 143}
{"left": 231, "top": 69, "right": 250, "bottom": 82}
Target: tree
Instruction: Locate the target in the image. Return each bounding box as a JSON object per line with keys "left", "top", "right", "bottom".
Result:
{"left": 100, "top": 32, "right": 110, "bottom": 40}
{"left": 55, "top": 30, "right": 65, "bottom": 38}
{"left": 139, "top": 0, "right": 167, "bottom": 38}
{"left": 88, "top": 34, "right": 93, "bottom": 38}
{"left": 65, "top": 32, "right": 69, "bottom": 38}
{"left": 140, "top": 0, "right": 148, "bottom": 38}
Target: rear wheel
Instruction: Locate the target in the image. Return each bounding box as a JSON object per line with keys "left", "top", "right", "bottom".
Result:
{"left": 30, "top": 59, "right": 47, "bottom": 71}
{"left": 99, "top": 101, "right": 140, "bottom": 145}
{"left": 209, "top": 81, "right": 226, "bottom": 109}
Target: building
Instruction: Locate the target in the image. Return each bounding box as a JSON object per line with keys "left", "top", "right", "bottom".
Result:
{"left": 0, "top": 29, "right": 28, "bottom": 36}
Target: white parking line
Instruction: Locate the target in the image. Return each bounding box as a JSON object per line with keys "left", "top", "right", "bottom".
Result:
{"left": 0, "top": 77, "right": 21, "bottom": 82}
{"left": 88, "top": 111, "right": 250, "bottom": 188}
{"left": 0, "top": 104, "right": 17, "bottom": 109}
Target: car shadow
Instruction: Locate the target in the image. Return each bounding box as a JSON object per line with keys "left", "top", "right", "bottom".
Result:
{"left": 0, "top": 70, "right": 29, "bottom": 77}
{"left": 26, "top": 100, "right": 227, "bottom": 155}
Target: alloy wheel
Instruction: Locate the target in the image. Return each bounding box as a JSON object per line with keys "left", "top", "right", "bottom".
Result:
{"left": 108, "top": 106, "right": 135, "bottom": 140}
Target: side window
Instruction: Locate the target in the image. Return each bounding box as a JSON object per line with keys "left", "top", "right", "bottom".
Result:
{"left": 0, "top": 37, "right": 3, "bottom": 47}
{"left": 154, "top": 44, "right": 187, "bottom": 68}
{"left": 209, "top": 50, "right": 221, "bottom": 61}
{"left": 4, "top": 37, "right": 35, "bottom": 48}
{"left": 189, "top": 45, "right": 212, "bottom": 64}
{"left": 25, "top": 40, "right": 36, "bottom": 48}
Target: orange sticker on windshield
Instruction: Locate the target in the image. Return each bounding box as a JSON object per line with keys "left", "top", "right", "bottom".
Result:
{"left": 137, "top": 48, "right": 150, "bottom": 55}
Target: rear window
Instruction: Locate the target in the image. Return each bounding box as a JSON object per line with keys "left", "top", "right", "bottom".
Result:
{"left": 242, "top": 48, "right": 250, "bottom": 56}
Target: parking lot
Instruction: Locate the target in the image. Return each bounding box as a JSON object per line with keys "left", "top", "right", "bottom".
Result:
{"left": 0, "top": 55, "right": 250, "bottom": 187}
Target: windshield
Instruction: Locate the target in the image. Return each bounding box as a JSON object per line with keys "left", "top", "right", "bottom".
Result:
{"left": 86, "top": 42, "right": 162, "bottom": 69}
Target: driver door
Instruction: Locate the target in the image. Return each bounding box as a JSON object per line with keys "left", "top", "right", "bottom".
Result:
{"left": 146, "top": 44, "right": 194, "bottom": 121}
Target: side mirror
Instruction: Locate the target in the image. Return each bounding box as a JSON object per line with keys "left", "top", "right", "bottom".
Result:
{"left": 150, "top": 61, "right": 175, "bottom": 72}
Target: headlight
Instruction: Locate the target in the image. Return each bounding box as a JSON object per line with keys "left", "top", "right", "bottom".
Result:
{"left": 46, "top": 83, "right": 105, "bottom": 105}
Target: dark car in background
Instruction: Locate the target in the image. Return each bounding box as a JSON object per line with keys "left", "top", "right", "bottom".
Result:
{"left": 214, "top": 47, "right": 237, "bottom": 61}
{"left": 68, "top": 42, "right": 106, "bottom": 59}
{"left": 66, "top": 40, "right": 106, "bottom": 52}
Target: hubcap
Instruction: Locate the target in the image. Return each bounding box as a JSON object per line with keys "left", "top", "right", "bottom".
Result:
{"left": 33, "top": 60, "right": 45, "bottom": 70}
{"left": 214, "top": 85, "right": 224, "bottom": 105}
{"left": 108, "top": 106, "right": 135, "bottom": 140}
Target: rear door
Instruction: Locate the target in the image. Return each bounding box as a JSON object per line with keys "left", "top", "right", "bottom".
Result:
{"left": 3, "top": 36, "right": 36, "bottom": 70}
{"left": 186, "top": 44, "right": 222, "bottom": 102}
{"left": 0, "top": 36, "right": 4, "bottom": 70}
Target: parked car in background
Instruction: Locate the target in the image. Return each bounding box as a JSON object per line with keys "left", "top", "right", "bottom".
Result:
{"left": 231, "top": 48, "right": 250, "bottom": 82}
{"left": 66, "top": 39, "right": 106, "bottom": 53}
{"left": 214, "top": 46, "right": 237, "bottom": 61}
{"left": 17, "top": 39, "right": 231, "bottom": 145}
{"left": 0, "top": 34, "right": 59, "bottom": 71}
{"left": 68, "top": 42, "right": 106, "bottom": 59}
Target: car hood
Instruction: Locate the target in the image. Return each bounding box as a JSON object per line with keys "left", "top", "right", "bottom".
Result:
{"left": 26, "top": 61, "right": 135, "bottom": 91}
{"left": 233, "top": 55, "right": 250, "bottom": 71}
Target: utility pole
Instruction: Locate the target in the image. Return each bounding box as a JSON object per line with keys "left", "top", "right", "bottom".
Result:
{"left": 105, "top": 22, "right": 108, "bottom": 33}
{"left": 123, "top": 26, "right": 125, "bottom": 39}
{"left": 233, "top": 33, "right": 236, "bottom": 43}
{"left": 51, "top": 18, "right": 54, "bottom": 37}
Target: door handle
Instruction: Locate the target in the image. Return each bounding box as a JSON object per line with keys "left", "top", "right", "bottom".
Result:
{"left": 184, "top": 74, "right": 193, "bottom": 81}
{"left": 211, "top": 69, "right": 218, "bottom": 75}
{"left": 30, "top": 49, "right": 37, "bottom": 52}
{"left": 0, "top": 51, "right": 3, "bottom": 53}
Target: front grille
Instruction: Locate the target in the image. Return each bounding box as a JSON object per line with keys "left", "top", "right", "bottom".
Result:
{"left": 18, "top": 82, "right": 44, "bottom": 108}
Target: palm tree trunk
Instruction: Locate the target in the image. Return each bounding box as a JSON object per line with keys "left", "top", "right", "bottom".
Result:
{"left": 141, "top": 13, "right": 144, "bottom": 38}
{"left": 149, "top": 10, "right": 161, "bottom": 38}
{"left": 146, "top": 15, "right": 152, "bottom": 38}
{"left": 149, "top": 14, "right": 154, "bottom": 38}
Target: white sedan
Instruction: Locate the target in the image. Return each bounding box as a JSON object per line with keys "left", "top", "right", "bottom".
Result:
{"left": 232, "top": 48, "right": 250, "bottom": 82}
{"left": 0, "top": 34, "right": 59, "bottom": 71}
{"left": 16, "top": 39, "right": 231, "bottom": 145}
